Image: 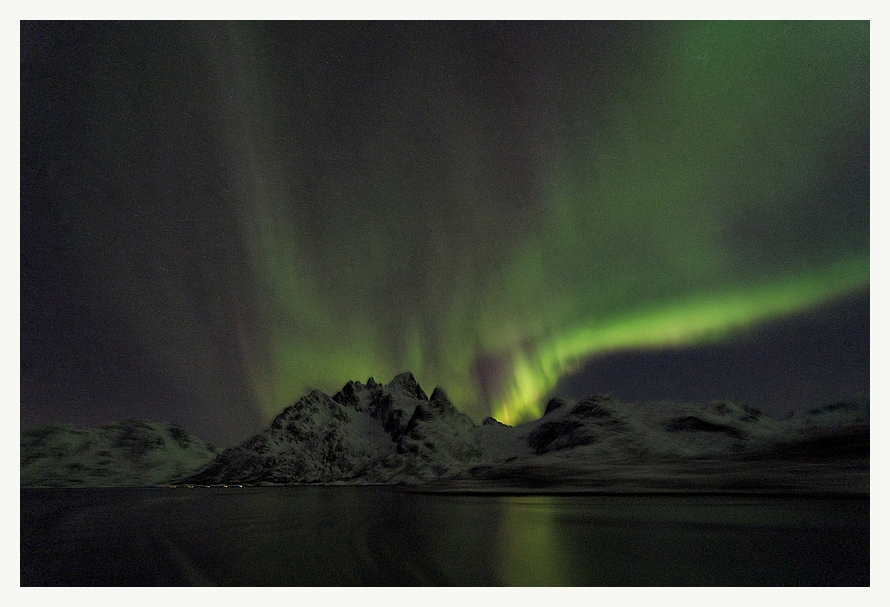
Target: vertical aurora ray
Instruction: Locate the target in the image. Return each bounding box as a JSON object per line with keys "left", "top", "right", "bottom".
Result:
{"left": 85, "top": 22, "right": 865, "bottom": 430}
{"left": 198, "top": 22, "right": 867, "bottom": 424}
{"left": 195, "top": 23, "right": 405, "bottom": 410}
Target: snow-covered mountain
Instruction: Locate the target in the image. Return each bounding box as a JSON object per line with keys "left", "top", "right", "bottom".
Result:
{"left": 20, "top": 372, "right": 867, "bottom": 492}
{"left": 182, "top": 372, "right": 869, "bottom": 494}
{"left": 454, "top": 393, "right": 869, "bottom": 494}
{"left": 183, "top": 373, "right": 484, "bottom": 485}
{"left": 21, "top": 421, "right": 217, "bottom": 487}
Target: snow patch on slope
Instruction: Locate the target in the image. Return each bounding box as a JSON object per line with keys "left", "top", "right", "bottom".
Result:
{"left": 21, "top": 421, "right": 217, "bottom": 487}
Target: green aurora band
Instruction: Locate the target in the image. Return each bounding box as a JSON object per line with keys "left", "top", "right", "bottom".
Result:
{"left": 210, "top": 22, "right": 868, "bottom": 425}
{"left": 77, "top": 22, "right": 867, "bottom": 430}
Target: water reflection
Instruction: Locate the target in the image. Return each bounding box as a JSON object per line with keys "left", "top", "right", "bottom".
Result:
{"left": 496, "top": 496, "right": 567, "bottom": 586}
{"left": 21, "top": 487, "right": 868, "bottom": 586}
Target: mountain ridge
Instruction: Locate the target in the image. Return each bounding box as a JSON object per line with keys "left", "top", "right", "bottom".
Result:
{"left": 21, "top": 371, "right": 869, "bottom": 493}
{"left": 180, "top": 372, "right": 868, "bottom": 493}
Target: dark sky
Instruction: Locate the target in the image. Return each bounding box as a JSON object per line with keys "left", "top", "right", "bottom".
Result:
{"left": 20, "top": 21, "right": 868, "bottom": 447}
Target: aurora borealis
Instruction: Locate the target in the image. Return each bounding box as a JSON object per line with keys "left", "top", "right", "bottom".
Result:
{"left": 21, "top": 21, "right": 869, "bottom": 446}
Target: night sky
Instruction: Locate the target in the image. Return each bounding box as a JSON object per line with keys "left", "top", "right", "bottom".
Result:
{"left": 20, "top": 21, "right": 869, "bottom": 447}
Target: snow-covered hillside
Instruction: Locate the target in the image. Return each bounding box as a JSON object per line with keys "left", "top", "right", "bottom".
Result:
{"left": 21, "top": 373, "right": 867, "bottom": 492}
{"left": 181, "top": 372, "right": 868, "bottom": 494}
{"left": 21, "top": 421, "right": 217, "bottom": 487}
{"left": 452, "top": 393, "right": 868, "bottom": 494}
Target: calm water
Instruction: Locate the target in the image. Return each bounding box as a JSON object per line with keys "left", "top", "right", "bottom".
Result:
{"left": 21, "top": 486, "right": 868, "bottom": 586}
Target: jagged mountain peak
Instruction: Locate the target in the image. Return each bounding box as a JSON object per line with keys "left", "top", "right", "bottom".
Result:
{"left": 386, "top": 371, "right": 429, "bottom": 402}
{"left": 404, "top": 386, "right": 472, "bottom": 432}
{"left": 271, "top": 389, "right": 348, "bottom": 430}
{"left": 429, "top": 386, "right": 456, "bottom": 412}
{"left": 332, "top": 379, "right": 368, "bottom": 409}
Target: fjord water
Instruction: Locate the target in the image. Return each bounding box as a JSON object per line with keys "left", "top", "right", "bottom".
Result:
{"left": 21, "top": 487, "right": 868, "bottom": 586}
